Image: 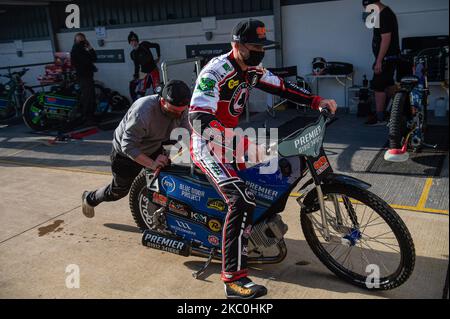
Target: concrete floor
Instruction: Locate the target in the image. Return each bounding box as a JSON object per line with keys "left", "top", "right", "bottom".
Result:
{"left": 0, "top": 111, "right": 448, "bottom": 299}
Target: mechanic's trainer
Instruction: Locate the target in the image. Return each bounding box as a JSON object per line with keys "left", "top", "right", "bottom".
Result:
{"left": 81, "top": 80, "right": 191, "bottom": 218}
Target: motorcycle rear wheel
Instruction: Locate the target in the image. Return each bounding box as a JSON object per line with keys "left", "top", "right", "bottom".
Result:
{"left": 388, "top": 91, "right": 410, "bottom": 150}
{"left": 129, "top": 170, "right": 158, "bottom": 232}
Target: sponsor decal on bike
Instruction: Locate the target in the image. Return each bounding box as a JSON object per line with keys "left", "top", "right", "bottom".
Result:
{"left": 168, "top": 200, "right": 189, "bottom": 217}
{"left": 175, "top": 220, "right": 192, "bottom": 230}
{"left": 313, "top": 156, "right": 330, "bottom": 175}
{"left": 142, "top": 230, "right": 190, "bottom": 256}
{"left": 207, "top": 199, "right": 226, "bottom": 212}
{"left": 208, "top": 219, "right": 222, "bottom": 232}
{"left": 245, "top": 181, "right": 278, "bottom": 201}
{"left": 161, "top": 176, "right": 176, "bottom": 193}
{"left": 191, "top": 212, "right": 208, "bottom": 224}
{"left": 171, "top": 220, "right": 197, "bottom": 236}
{"left": 180, "top": 183, "right": 205, "bottom": 202}
{"left": 208, "top": 235, "right": 220, "bottom": 246}
{"left": 152, "top": 192, "right": 168, "bottom": 206}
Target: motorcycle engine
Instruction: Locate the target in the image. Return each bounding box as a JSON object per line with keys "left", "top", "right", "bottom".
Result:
{"left": 248, "top": 214, "right": 288, "bottom": 252}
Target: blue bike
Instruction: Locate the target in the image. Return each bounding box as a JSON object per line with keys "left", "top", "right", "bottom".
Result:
{"left": 130, "top": 110, "right": 415, "bottom": 291}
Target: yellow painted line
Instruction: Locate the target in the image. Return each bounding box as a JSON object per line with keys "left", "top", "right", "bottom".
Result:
{"left": 289, "top": 191, "right": 448, "bottom": 216}
{"left": 417, "top": 177, "right": 434, "bottom": 209}
{"left": 0, "top": 159, "right": 111, "bottom": 176}
{"left": 1, "top": 158, "right": 447, "bottom": 216}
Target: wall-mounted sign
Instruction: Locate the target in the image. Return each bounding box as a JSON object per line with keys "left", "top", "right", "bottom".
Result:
{"left": 96, "top": 49, "right": 124, "bottom": 63}
{"left": 186, "top": 43, "right": 231, "bottom": 67}
{"left": 95, "top": 26, "right": 107, "bottom": 39}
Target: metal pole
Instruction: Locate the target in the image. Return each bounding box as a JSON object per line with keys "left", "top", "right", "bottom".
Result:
{"left": 161, "top": 57, "right": 203, "bottom": 84}
{"left": 45, "top": 6, "right": 57, "bottom": 53}
{"left": 273, "top": 0, "right": 283, "bottom": 68}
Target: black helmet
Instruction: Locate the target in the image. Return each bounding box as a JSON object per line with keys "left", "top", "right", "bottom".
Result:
{"left": 128, "top": 31, "right": 139, "bottom": 43}
{"left": 362, "top": 0, "right": 378, "bottom": 6}
{"left": 312, "top": 57, "right": 327, "bottom": 75}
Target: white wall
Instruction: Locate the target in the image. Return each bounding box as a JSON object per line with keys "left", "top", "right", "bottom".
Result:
{"left": 56, "top": 16, "right": 276, "bottom": 112}
{"left": 282, "top": 0, "right": 449, "bottom": 110}
{"left": 0, "top": 40, "right": 54, "bottom": 89}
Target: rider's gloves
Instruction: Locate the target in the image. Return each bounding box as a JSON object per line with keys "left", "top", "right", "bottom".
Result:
{"left": 246, "top": 67, "right": 264, "bottom": 87}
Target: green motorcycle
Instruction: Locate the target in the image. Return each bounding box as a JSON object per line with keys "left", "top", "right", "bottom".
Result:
{"left": 0, "top": 68, "right": 34, "bottom": 121}
{"left": 22, "top": 73, "right": 130, "bottom": 131}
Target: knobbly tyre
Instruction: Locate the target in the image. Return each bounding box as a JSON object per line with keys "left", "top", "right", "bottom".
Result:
{"left": 130, "top": 109, "right": 416, "bottom": 294}
{"left": 385, "top": 45, "right": 449, "bottom": 162}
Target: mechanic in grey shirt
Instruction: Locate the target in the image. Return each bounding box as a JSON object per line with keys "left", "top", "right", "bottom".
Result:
{"left": 81, "top": 80, "right": 191, "bottom": 218}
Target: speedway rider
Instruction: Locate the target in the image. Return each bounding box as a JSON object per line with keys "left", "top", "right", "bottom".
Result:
{"left": 189, "top": 19, "right": 337, "bottom": 299}
{"left": 128, "top": 31, "right": 162, "bottom": 101}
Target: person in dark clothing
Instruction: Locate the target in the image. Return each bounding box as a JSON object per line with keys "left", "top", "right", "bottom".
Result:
{"left": 70, "top": 33, "right": 97, "bottom": 124}
{"left": 81, "top": 80, "right": 192, "bottom": 218}
{"left": 128, "top": 31, "right": 161, "bottom": 101}
{"left": 363, "top": 0, "right": 400, "bottom": 125}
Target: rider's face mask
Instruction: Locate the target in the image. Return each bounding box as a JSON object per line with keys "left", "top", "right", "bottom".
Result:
{"left": 241, "top": 44, "right": 265, "bottom": 67}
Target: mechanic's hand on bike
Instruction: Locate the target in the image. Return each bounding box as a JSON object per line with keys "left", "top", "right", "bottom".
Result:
{"left": 149, "top": 154, "right": 170, "bottom": 171}
{"left": 318, "top": 99, "right": 338, "bottom": 114}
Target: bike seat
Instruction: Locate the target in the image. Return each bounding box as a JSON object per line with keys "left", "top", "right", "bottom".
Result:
{"left": 400, "top": 76, "right": 419, "bottom": 86}
{"left": 162, "top": 164, "right": 205, "bottom": 177}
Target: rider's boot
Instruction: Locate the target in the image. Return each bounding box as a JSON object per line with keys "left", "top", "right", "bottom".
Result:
{"left": 81, "top": 191, "right": 95, "bottom": 218}
{"left": 224, "top": 277, "right": 267, "bottom": 299}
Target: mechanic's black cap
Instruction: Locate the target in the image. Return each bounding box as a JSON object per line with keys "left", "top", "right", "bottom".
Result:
{"left": 231, "top": 19, "right": 276, "bottom": 46}
{"left": 161, "top": 80, "right": 191, "bottom": 106}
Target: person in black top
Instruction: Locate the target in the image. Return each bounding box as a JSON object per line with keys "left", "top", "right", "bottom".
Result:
{"left": 128, "top": 31, "right": 161, "bottom": 101}
{"left": 70, "top": 33, "right": 97, "bottom": 124}
{"left": 363, "top": 0, "right": 400, "bottom": 125}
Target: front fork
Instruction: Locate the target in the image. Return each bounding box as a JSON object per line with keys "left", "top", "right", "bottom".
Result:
{"left": 316, "top": 185, "right": 331, "bottom": 241}
{"left": 315, "top": 185, "right": 359, "bottom": 241}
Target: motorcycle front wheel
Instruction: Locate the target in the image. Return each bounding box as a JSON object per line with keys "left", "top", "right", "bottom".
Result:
{"left": 301, "top": 183, "right": 415, "bottom": 290}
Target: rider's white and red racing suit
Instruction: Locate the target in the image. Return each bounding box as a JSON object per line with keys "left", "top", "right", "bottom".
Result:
{"left": 189, "top": 51, "right": 323, "bottom": 282}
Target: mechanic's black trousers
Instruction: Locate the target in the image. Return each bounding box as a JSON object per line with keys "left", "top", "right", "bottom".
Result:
{"left": 191, "top": 133, "right": 256, "bottom": 282}
{"left": 78, "top": 76, "right": 96, "bottom": 120}
{"left": 87, "top": 148, "right": 159, "bottom": 206}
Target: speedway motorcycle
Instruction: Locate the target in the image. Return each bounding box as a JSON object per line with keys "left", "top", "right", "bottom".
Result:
{"left": 0, "top": 68, "right": 34, "bottom": 121}
{"left": 22, "top": 71, "right": 130, "bottom": 131}
{"left": 130, "top": 110, "right": 415, "bottom": 291}
{"left": 385, "top": 46, "right": 449, "bottom": 162}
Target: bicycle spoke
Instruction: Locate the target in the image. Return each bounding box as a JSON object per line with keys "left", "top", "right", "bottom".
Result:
{"left": 362, "top": 237, "right": 400, "bottom": 253}
{"left": 368, "top": 230, "right": 395, "bottom": 240}
{"left": 361, "top": 220, "right": 390, "bottom": 229}
{"left": 359, "top": 240, "right": 391, "bottom": 274}
{"left": 360, "top": 215, "right": 383, "bottom": 231}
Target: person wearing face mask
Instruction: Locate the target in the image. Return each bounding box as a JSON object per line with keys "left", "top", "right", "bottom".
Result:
{"left": 81, "top": 80, "right": 191, "bottom": 218}
{"left": 189, "top": 19, "right": 337, "bottom": 299}
{"left": 70, "top": 33, "right": 97, "bottom": 125}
